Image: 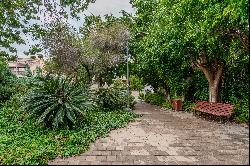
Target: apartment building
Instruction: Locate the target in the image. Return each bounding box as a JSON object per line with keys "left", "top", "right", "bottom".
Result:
{"left": 8, "top": 57, "right": 44, "bottom": 77}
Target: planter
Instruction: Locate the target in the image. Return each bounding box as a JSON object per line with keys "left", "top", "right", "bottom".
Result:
{"left": 171, "top": 99, "right": 183, "bottom": 111}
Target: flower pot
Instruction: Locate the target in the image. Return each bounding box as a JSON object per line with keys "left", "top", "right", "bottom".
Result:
{"left": 171, "top": 99, "right": 183, "bottom": 111}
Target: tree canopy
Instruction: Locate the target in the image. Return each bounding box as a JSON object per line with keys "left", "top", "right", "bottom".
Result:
{"left": 0, "top": 0, "right": 95, "bottom": 58}
{"left": 43, "top": 16, "right": 129, "bottom": 86}
{"left": 131, "top": 0, "right": 249, "bottom": 102}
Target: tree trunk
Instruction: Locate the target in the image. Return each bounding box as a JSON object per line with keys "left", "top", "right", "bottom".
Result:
{"left": 98, "top": 76, "right": 104, "bottom": 87}
{"left": 162, "top": 84, "right": 171, "bottom": 102}
{"left": 197, "top": 60, "right": 224, "bottom": 103}
{"left": 209, "top": 83, "right": 219, "bottom": 102}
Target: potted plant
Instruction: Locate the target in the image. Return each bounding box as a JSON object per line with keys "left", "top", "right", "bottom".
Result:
{"left": 171, "top": 96, "right": 183, "bottom": 111}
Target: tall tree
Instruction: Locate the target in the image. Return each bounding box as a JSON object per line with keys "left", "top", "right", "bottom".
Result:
{"left": 84, "top": 21, "right": 129, "bottom": 86}
{"left": 43, "top": 22, "right": 82, "bottom": 75}
{"left": 0, "top": 0, "right": 95, "bottom": 58}
{"left": 44, "top": 18, "right": 129, "bottom": 86}
{"left": 131, "top": 0, "right": 249, "bottom": 102}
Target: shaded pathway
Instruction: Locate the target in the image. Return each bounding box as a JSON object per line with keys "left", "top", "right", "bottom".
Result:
{"left": 49, "top": 102, "right": 249, "bottom": 165}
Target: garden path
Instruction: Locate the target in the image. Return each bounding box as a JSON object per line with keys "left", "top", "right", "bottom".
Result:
{"left": 49, "top": 95, "right": 249, "bottom": 165}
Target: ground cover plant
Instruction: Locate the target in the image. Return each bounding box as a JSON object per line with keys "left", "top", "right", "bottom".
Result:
{"left": 0, "top": 98, "right": 137, "bottom": 165}
{"left": 0, "top": 62, "right": 137, "bottom": 165}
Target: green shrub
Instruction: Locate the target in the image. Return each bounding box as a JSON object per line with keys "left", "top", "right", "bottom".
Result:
{"left": 113, "top": 79, "right": 126, "bottom": 89}
{"left": 12, "top": 67, "right": 45, "bottom": 97}
{"left": 232, "top": 100, "right": 249, "bottom": 123}
{"left": 22, "top": 74, "right": 95, "bottom": 129}
{"left": 0, "top": 60, "right": 16, "bottom": 103}
{"left": 130, "top": 75, "right": 144, "bottom": 91}
{"left": 144, "top": 92, "right": 165, "bottom": 106}
{"left": 14, "top": 76, "right": 39, "bottom": 96}
{"left": 182, "top": 101, "right": 196, "bottom": 112}
{"left": 162, "top": 101, "right": 172, "bottom": 109}
{"left": 95, "top": 86, "right": 135, "bottom": 111}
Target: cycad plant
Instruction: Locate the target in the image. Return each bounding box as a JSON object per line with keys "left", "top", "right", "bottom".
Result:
{"left": 22, "top": 74, "right": 95, "bottom": 129}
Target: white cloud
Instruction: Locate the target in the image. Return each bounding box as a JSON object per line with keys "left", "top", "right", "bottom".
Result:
{"left": 84, "top": 0, "right": 135, "bottom": 16}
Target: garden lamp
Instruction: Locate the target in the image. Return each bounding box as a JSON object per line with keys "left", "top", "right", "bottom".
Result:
{"left": 126, "top": 41, "right": 132, "bottom": 112}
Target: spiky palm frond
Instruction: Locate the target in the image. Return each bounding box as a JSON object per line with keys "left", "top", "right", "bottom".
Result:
{"left": 22, "top": 74, "right": 95, "bottom": 129}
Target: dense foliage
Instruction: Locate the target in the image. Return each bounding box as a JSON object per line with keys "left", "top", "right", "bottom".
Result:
{"left": 130, "top": 75, "right": 144, "bottom": 91}
{"left": 144, "top": 92, "right": 166, "bottom": 106}
{"left": 0, "top": 59, "right": 16, "bottom": 102}
{"left": 44, "top": 18, "right": 129, "bottom": 86}
{"left": 0, "top": 0, "right": 248, "bottom": 165}
{"left": 95, "top": 86, "right": 135, "bottom": 111}
{"left": 130, "top": 0, "right": 249, "bottom": 122}
{"left": 0, "top": 99, "right": 137, "bottom": 165}
{"left": 0, "top": 56, "right": 137, "bottom": 164}
{"left": 0, "top": 0, "right": 95, "bottom": 58}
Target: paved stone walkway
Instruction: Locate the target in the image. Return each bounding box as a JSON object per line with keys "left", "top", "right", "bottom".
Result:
{"left": 49, "top": 102, "right": 249, "bottom": 165}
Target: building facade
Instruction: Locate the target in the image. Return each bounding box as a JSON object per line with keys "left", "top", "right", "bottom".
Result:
{"left": 8, "top": 57, "right": 44, "bottom": 77}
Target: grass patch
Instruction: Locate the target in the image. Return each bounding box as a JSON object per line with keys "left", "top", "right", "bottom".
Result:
{"left": 0, "top": 103, "right": 137, "bottom": 165}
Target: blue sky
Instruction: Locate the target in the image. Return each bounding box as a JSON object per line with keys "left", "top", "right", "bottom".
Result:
{"left": 14, "top": 0, "right": 135, "bottom": 58}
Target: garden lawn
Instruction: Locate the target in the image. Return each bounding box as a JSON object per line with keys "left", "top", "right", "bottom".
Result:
{"left": 0, "top": 104, "right": 137, "bottom": 165}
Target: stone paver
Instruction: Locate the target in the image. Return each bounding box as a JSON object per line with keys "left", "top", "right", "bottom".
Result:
{"left": 49, "top": 97, "right": 249, "bottom": 165}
